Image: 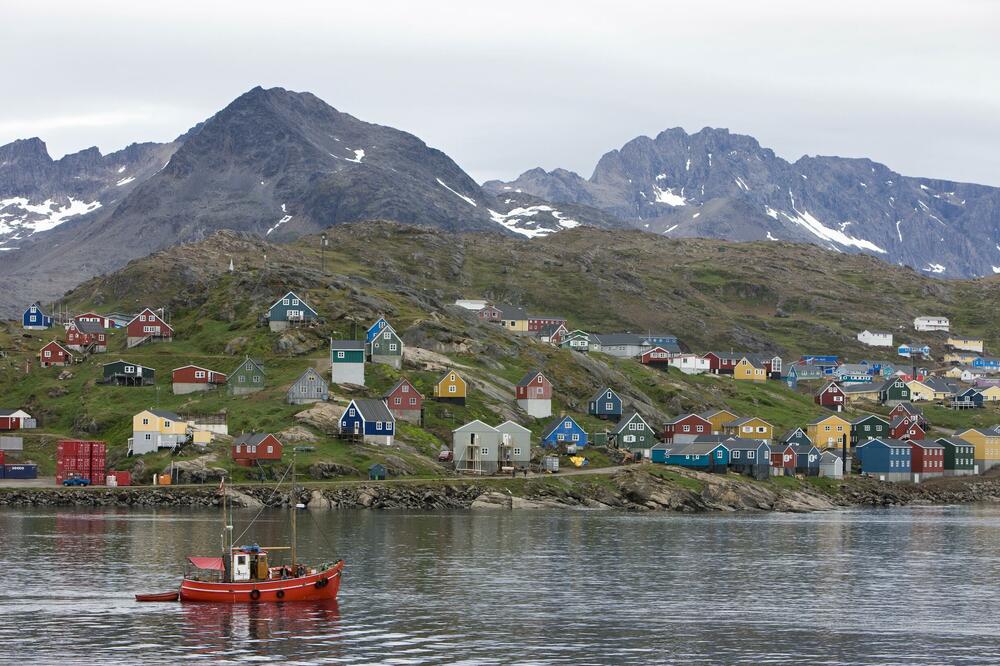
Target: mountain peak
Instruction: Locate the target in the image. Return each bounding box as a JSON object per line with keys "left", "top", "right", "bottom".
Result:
{"left": 0, "top": 137, "right": 51, "bottom": 163}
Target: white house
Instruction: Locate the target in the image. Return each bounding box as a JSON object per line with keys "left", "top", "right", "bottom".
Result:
{"left": 914, "top": 316, "right": 949, "bottom": 332}
{"left": 454, "top": 299, "right": 488, "bottom": 311}
{"left": 668, "top": 354, "right": 710, "bottom": 375}
{"left": 857, "top": 330, "right": 893, "bottom": 347}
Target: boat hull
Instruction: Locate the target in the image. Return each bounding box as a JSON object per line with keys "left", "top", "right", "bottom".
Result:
{"left": 179, "top": 561, "right": 343, "bottom": 603}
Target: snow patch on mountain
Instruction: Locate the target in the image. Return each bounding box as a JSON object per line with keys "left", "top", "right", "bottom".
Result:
{"left": 778, "top": 207, "right": 887, "bottom": 254}
{"left": 0, "top": 197, "right": 103, "bottom": 240}
{"left": 436, "top": 178, "right": 477, "bottom": 207}
{"left": 267, "top": 205, "right": 292, "bottom": 235}
{"left": 651, "top": 182, "right": 687, "bottom": 206}
{"left": 116, "top": 176, "right": 136, "bottom": 186}
{"left": 923, "top": 263, "right": 946, "bottom": 274}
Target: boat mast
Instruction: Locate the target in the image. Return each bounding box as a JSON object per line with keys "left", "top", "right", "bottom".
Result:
{"left": 290, "top": 449, "right": 297, "bottom": 570}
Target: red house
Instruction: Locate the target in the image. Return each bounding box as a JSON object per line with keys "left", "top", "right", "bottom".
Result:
{"left": 126, "top": 308, "right": 174, "bottom": 347}
{"left": 889, "top": 402, "right": 927, "bottom": 428}
{"left": 66, "top": 321, "right": 107, "bottom": 352}
{"left": 172, "top": 365, "right": 227, "bottom": 394}
{"left": 769, "top": 443, "right": 797, "bottom": 473}
{"left": 231, "top": 433, "right": 283, "bottom": 466}
{"left": 662, "top": 414, "right": 713, "bottom": 443}
{"left": 815, "top": 381, "right": 846, "bottom": 412}
{"left": 382, "top": 378, "right": 423, "bottom": 423}
{"left": 703, "top": 352, "right": 741, "bottom": 375}
{"left": 910, "top": 440, "right": 945, "bottom": 477}
{"left": 0, "top": 409, "right": 32, "bottom": 431}
{"left": 38, "top": 340, "right": 74, "bottom": 367}
{"left": 527, "top": 315, "right": 567, "bottom": 333}
{"left": 890, "top": 417, "right": 925, "bottom": 441}
{"left": 640, "top": 346, "right": 673, "bottom": 366}
{"left": 515, "top": 371, "right": 552, "bottom": 400}
{"left": 74, "top": 312, "right": 111, "bottom": 329}
{"left": 477, "top": 305, "right": 502, "bottom": 322}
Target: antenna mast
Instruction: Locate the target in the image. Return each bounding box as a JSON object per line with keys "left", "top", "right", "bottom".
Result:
{"left": 290, "top": 449, "right": 297, "bottom": 569}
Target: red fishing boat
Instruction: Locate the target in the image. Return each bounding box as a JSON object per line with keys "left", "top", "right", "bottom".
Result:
{"left": 137, "top": 453, "right": 344, "bottom": 603}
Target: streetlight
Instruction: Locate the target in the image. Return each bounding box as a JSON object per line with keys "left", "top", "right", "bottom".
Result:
{"left": 321, "top": 233, "right": 328, "bottom": 273}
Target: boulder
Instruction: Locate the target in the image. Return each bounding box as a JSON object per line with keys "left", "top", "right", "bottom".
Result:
{"left": 308, "top": 462, "right": 361, "bottom": 480}
{"left": 224, "top": 336, "right": 248, "bottom": 355}
{"left": 295, "top": 402, "right": 342, "bottom": 434}
{"left": 308, "top": 489, "right": 332, "bottom": 510}
{"left": 277, "top": 425, "right": 316, "bottom": 443}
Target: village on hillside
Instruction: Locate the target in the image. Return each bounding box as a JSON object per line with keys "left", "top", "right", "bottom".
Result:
{"left": 2, "top": 295, "right": 999, "bottom": 488}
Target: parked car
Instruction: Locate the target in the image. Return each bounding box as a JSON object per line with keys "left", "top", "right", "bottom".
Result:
{"left": 62, "top": 476, "right": 90, "bottom": 487}
{"left": 437, "top": 449, "right": 453, "bottom": 462}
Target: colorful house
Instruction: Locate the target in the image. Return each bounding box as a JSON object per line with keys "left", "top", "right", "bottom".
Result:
{"left": 979, "top": 386, "right": 1000, "bottom": 403}
{"left": 588, "top": 387, "right": 623, "bottom": 421}
{"left": 722, "top": 417, "right": 774, "bottom": 442}
{"left": 662, "top": 413, "right": 713, "bottom": 444}
{"left": 971, "top": 357, "right": 1000, "bottom": 370}
{"left": 934, "top": 437, "right": 976, "bottom": 476}
{"left": 889, "top": 416, "right": 925, "bottom": 441}
{"left": 365, "top": 317, "right": 392, "bottom": 343}
{"left": 807, "top": 414, "right": 852, "bottom": 449}
{"left": 651, "top": 441, "right": 729, "bottom": 470}
{"left": 0, "top": 409, "right": 34, "bottom": 431}
{"left": 38, "top": 340, "right": 73, "bottom": 367}
{"left": 951, "top": 388, "right": 984, "bottom": 409}
{"left": 382, "top": 378, "right": 422, "bottom": 423}
{"left": 851, "top": 414, "right": 890, "bottom": 445}
{"left": 515, "top": 370, "right": 552, "bottom": 418}
{"left": 125, "top": 308, "right": 174, "bottom": 348}
{"left": 815, "top": 381, "right": 847, "bottom": 411}
{"left": 22, "top": 303, "right": 52, "bottom": 330}
{"left": 228, "top": 357, "right": 265, "bottom": 395}
{"left": 819, "top": 451, "right": 844, "bottom": 479}
{"left": 231, "top": 433, "right": 283, "bottom": 466}
{"left": 339, "top": 398, "right": 395, "bottom": 446}
{"left": 699, "top": 409, "right": 739, "bottom": 435}
{"left": 267, "top": 291, "right": 318, "bottom": 332}
{"left": 65, "top": 320, "right": 108, "bottom": 353}
{"left": 639, "top": 346, "right": 673, "bottom": 366}
{"left": 878, "top": 377, "right": 911, "bottom": 406}
{"left": 172, "top": 365, "right": 227, "bottom": 395}
{"left": 947, "top": 336, "right": 984, "bottom": 353}
{"left": 703, "top": 352, "right": 741, "bottom": 375}
{"left": 591, "top": 333, "right": 679, "bottom": 357}
{"left": 788, "top": 362, "right": 826, "bottom": 382}
{"left": 910, "top": 440, "right": 945, "bottom": 481}
{"left": 856, "top": 438, "right": 911, "bottom": 482}
{"left": 781, "top": 427, "right": 812, "bottom": 447}
{"left": 668, "top": 354, "right": 710, "bottom": 375}
{"left": 834, "top": 364, "right": 873, "bottom": 384}
{"left": 527, "top": 315, "right": 568, "bottom": 334}
{"left": 791, "top": 443, "right": 822, "bottom": 476}
{"left": 914, "top": 316, "right": 949, "bottom": 332}
{"left": 770, "top": 442, "right": 798, "bottom": 475}
{"left": 330, "top": 340, "right": 365, "bottom": 386}
{"left": 433, "top": 370, "right": 467, "bottom": 405}
{"left": 954, "top": 427, "right": 1000, "bottom": 472}
{"left": 612, "top": 412, "right": 657, "bottom": 460}
{"left": 74, "top": 312, "right": 113, "bottom": 329}
{"left": 368, "top": 324, "right": 403, "bottom": 369}
{"left": 733, "top": 357, "right": 767, "bottom": 382}
{"left": 102, "top": 359, "right": 154, "bottom": 386}
{"left": 559, "top": 330, "right": 591, "bottom": 352}
{"left": 538, "top": 322, "right": 569, "bottom": 344}
{"left": 725, "top": 439, "right": 771, "bottom": 479}
{"left": 286, "top": 368, "right": 329, "bottom": 405}
{"left": 541, "top": 415, "right": 588, "bottom": 448}
{"left": 130, "top": 409, "right": 186, "bottom": 455}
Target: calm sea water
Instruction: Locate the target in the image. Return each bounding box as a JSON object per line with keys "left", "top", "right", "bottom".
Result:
{"left": 2, "top": 504, "right": 1000, "bottom": 664}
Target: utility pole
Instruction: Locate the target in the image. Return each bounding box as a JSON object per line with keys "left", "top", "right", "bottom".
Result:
{"left": 842, "top": 433, "right": 848, "bottom": 477}
{"left": 321, "top": 233, "right": 328, "bottom": 273}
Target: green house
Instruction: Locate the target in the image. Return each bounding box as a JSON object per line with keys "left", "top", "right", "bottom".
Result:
{"left": 102, "top": 359, "right": 155, "bottom": 386}
{"left": 267, "top": 290, "right": 318, "bottom": 331}
{"left": 613, "top": 411, "right": 657, "bottom": 458}
{"left": 369, "top": 327, "right": 403, "bottom": 369}
{"left": 878, "top": 377, "right": 911, "bottom": 406}
{"left": 330, "top": 339, "right": 365, "bottom": 385}
{"left": 228, "top": 357, "right": 265, "bottom": 396}
{"left": 850, "top": 414, "right": 890, "bottom": 445}
{"left": 780, "top": 427, "right": 813, "bottom": 447}
{"left": 936, "top": 437, "right": 976, "bottom": 475}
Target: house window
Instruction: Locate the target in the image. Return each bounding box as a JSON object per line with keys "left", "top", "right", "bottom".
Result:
{"left": 557, "top": 434, "right": 565, "bottom": 442}
{"left": 734, "top": 451, "right": 741, "bottom": 458}
{"left": 266, "top": 445, "right": 273, "bottom": 454}
{"left": 716, "top": 451, "right": 723, "bottom": 459}
{"left": 696, "top": 425, "right": 704, "bottom": 433}
{"left": 349, "top": 409, "right": 356, "bottom": 417}
{"left": 300, "top": 385, "right": 307, "bottom": 393}
{"left": 572, "top": 434, "right": 580, "bottom": 442}
{"left": 376, "top": 422, "right": 382, "bottom": 431}
{"left": 253, "top": 375, "right": 261, "bottom": 383}
{"left": 606, "top": 402, "right": 613, "bottom": 410}
{"left": 239, "top": 376, "right": 246, "bottom": 383}
{"left": 564, "top": 421, "right": 572, "bottom": 429}
{"left": 44, "top": 351, "right": 51, "bottom": 358}
{"left": 142, "top": 418, "right": 149, "bottom": 425}
{"left": 125, "top": 366, "right": 135, "bottom": 373}
{"left": 144, "top": 434, "right": 151, "bottom": 440}
{"left": 394, "top": 397, "right": 401, "bottom": 405}
{"left": 513, "top": 448, "right": 522, "bottom": 456}
{"left": 383, "top": 331, "right": 391, "bottom": 339}
{"left": 757, "top": 427, "right": 767, "bottom": 434}
{"left": 291, "top": 299, "right": 299, "bottom": 306}
{"left": 748, "top": 450, "right": 756, "bottom": 459}
{"left": 449, "top": 385, "right": 457, "bottom": 394}
{"left": 164, "top": 421, "right": 171, "bottom": 428}
{"left": 389, "top": 344, "right": 397, "bottom": 351}
{"left": 337, "top": 351, "right": 345, "bottom": 359}
{"left": 195, "top": 371, "right": 206, "bottom": 379}
{"left": 481, "top": 447, "right": 489, "bottom": 455}
{"left": 282, "top": 299, "right": 290, "bottom": 305}
{"left": 140, "top": 314, "right": 146, "bottom": 322}
{"left": 682, "top": 425, "right": 691, "bottom": 433}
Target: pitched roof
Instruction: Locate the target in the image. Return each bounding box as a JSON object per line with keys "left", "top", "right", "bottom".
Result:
{"left": 148, "top": 409, "right": 182, "bottom": 420}
{"left": 662, "top": 441, "right": 730, "bottom": 456}
{"left": 233, "top": 357, "right": 265, "bottom": 374}
{"left": 351, "top": 398, "right": 394, "bottom": 422}
{"left": 268, "top": 291, "right": 317, "bottom": 314}
{"left": 698, "top": 408, "right": 736, "bottom": 420}
{"left": 724, "top": 416, "right": 771, "bottom": 428}
{"left": 613, "top": 411, "right": 650, "bottom": 435}
{"left": 721, "top": 438, "right": 770, "bottom": 451}
{"left": 789, "top": 443, "right": 818, "bottom": 454}
{"left": 664, "top": 413, "right": 708, "bottom": 426}
{"left": 452, "top": 419, "right": 497, "bottom": 434}
{"left": 851, "top": 414, "right": 888, "bottom": 426}
{"left": 705, "top": 351, "right": 743, "bottom": 361}
{"left": 842, "top": 382, "right": 878, "bottom": 393}
{"left": 330, "top": 339, "right": 364, "bottom": 350}
{"left": 541, "top": 415, "right": 582, "bottom": 439}
{"left": 382, "top": 378, "right": 418, "bottom": 399}
{"left": 516, "top": 370, "right": 546, "bottom": 387}
{"left": 496, "top": 305, "right": 528, "bottom": 320}
{"left": 0, "top": 409, "right": 17, "bottom": 417}
{"left": 233, "top": 432, "right": 277, "bottom": 447}
{"left": 807, "top": 413, "right": 848, "bottom": 426}
{"left": 72, "top": 320, "right": 105, "bottom": 334}
{"left": 836, "top": 364, "right": 870, "bottom": 375}
{"left": 892, "top": 401, "right": 922, "bottom": 415}
{"left": 590, "top": 386, "right": 620, "bottom": 404}
{"left": 292, "top": 367, "right": 326, "bottom": 385}
{"left": 780, "top": 428, "right": 811, "bottom": 443}
{"left": 537, "top": 323, "right": 566, "bottom": 337}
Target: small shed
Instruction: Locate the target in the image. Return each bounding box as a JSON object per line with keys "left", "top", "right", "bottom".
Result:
{"left": 368, "top": 463, "right": 387, "bottom": 481}
{"left": 819, "top": 451, "right": 844, "bottom": 479}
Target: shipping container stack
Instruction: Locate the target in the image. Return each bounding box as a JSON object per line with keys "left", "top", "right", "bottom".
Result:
{"left": 56, "top": 439, "right": 107, "bottom": 485}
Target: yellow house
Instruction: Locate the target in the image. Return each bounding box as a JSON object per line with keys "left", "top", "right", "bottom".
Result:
{"left": 979, "top": 386, "right": 1000, "bottom": 403}
{"left": 700, "top": 409, "right": 739, "bottom": 434}
{"left": 842, "top": 384, "right": 881, "bottom": 402}
{"left": 498, "top": 306, "right": 530, "bottom": 333}
{"left": 131, "top": 409, "right": 188, "bottom": 455}
{"left": 943, "top": 351, "right": 979, "bottom": 365}
{"left": 723, "top": 416, "right": 774, "bottom": 441}
{"left": 955, "top": 428, "right": 1000, "bottom": 471}
{"left": 947, "top": 336, "right": 984, "bottom": 353}
{"left": 433, "top": 370, "right": 468, "bottom": 403}
{"left": 943, "top": 366, "right": 967, "bottom": 379}
{"left": 734, "top": 358, "right": 767, "bottom": 383}
{"left": 807, "top": 414, "right": 852, "bottom": 449}
{"left": 906, "top": 380, "right": 934, "bottom": 402}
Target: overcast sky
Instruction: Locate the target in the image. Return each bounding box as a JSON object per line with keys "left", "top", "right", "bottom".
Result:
{"left": 3, "top": 0, "right": 998, "bottom": 185}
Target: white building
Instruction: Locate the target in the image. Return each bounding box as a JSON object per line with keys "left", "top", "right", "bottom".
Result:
{"left": 454, "top": 299, "right": 488, "bottom": 311}
{"left": 857, "top": 330, "right": 893, "bottom": 347}
{"left": 914, "top": 316, "right": 950, "bottom": 332}
{"left": 668, "top": 354, "right": 710, "bottom": 375}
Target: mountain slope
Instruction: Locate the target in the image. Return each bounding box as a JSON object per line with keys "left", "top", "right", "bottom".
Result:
{"left": 484, "top": 127, "right": 1000, "bottom": 277}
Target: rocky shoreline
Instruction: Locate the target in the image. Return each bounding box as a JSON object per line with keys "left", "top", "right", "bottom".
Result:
{"left": 3, "top": 468, "right": 1000, "bottom": 513}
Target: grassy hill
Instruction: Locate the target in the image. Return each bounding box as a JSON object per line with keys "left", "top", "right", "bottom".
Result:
{"left": 1, "top": 222, "right": 998, "bottom": 482}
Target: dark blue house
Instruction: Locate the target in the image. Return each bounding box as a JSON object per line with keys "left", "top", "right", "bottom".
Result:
{"left": 780, "top": 427, "right": 812, "bottom": 447}
{"left": 725, "top": 439, "right": 771, "bottom": 479}
{"left": 541, "top": 415, "right": 588, "bottom": 448}
{"left": 588, "top": 387, "right": 623, "bottom": 421}
{"left": 22, "top": 303, "right": 52, "bottom": 330}
{"left": 339, "top": 398, "right": 395, "bottom": 446}
{"left": 651, "top": 441, "right": 729, "bottom": 469}
{"left": 972, "top": 356, "right": 1000, "bottom": 370}
{"left": 790, "top": 443, "right": 822, "bottom": 475}
{"left": 856, "top": 438, "right": 911, "bottom": 481}
{"left": 267, "top": 291, "right": 318, "bottom": 331}
{"left": 365, "top": 317, "right": 392, "bottom": 343}
{"left": 951, "top": 388, "right": 984, "bottom": 409}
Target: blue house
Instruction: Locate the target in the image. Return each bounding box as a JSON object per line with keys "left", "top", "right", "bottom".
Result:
{"left": 22, "top": 303, "right": 53, "bottom": 330}
{"left": 541, "top": 415, "right": 588, "bottom": 448}
{"left": 951, "top": 388, "right": 984, "bottom": 409}
{"left": 267, "top": 291, "right": 318, "bottom": 331}
{"left": 856, "top": 438, "right": 911, "bottom": 481}
{"left": 365, "top": 317, "right": 393, "bottom": 343}
{"left": 651, "top": 441, "right": 729, "bottom": 469}
{"left": 726, "top": 439, "right": 771, "bottom": 479}
{"left": 588, "top": 387, "right": 623, "bottom": 421}
{"left": 781, "top": 427, "right": 812, "bottom": 447}
{"left": 783, "top": 369, "right": 798, "bottom": 390}
{"left": 972, "top": 356, "right": 1000, "bottom": 370}
{"left": 339, "top": 398, "right": 395, "bottom": 446}
{"left": 790, "top": 443, "right": 822, "bottom": 475}
{"left": 898, "top": 344, "right": 931, "bottom": 359}
{"left": 800, "top": 355, "right": 839, "bottom": 374}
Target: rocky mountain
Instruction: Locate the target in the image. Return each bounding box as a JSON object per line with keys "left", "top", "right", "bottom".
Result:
{"left": 484, "top": 127, "right": 1000, "bottom": 278}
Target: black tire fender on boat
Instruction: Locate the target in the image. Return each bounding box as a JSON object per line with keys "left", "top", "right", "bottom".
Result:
{"left": 315, "top": 578, "right": 328, "bottom": 589}
{"left": 276, "top": 589, "right": 285, "bottom": 599}
{"left": 249, "top": 589, "right": 261, "bottom": 600}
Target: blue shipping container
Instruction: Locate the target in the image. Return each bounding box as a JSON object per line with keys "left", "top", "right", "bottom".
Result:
{"left": 4, "top": 464, "right": 38, "bottom": 479}
{"left": 0, "top": 464, "right": 5, "bottom": 479}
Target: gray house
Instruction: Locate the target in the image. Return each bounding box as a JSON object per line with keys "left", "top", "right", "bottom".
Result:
{"left": 130, "top": 409, "right": 186, "bottom": 455}
{"left": 590, "top": 333, "right": 680, "bottom": 358}
{"left": 819, "top": 450, "right": 844, "bottom": 479}
{"left": 286, "top": 368, "right": 329, "bottom": 405}
{"left": 495, "top": 420, "right": 532, "bottom": 470}
{"left": 452, "top": 420, "right": 500, "bottom": 475}
{"left": 228, "top": 357, "right": 266, "bottom": 396}
{"left": 369, "top": 327, "right": 404, "bottom": 369}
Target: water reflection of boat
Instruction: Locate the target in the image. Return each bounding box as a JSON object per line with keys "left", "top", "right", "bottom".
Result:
{"left": 181, "top": 599, "right": 342, "bottom": 655}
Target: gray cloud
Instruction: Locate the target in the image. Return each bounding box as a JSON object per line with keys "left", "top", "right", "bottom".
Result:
{"left": 2, "top": 0, "right": 997, "bottom": 185}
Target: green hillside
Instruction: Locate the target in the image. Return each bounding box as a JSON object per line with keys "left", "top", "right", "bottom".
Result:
{"left": 1, "top": 223, "right": 998, "bottom": 482}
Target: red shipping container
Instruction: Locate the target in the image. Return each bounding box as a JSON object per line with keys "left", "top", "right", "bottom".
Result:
{"left": 0, "top": 451, "right": 4, "bottom": 465}
{"left": 57, "top": 440, "right": 79, "bottom": 457}
{"left": 115, "top": 471, "right": 131, "bottom": 486}
{"left": 78, "top": 441, "right": 91, "bottom": 457}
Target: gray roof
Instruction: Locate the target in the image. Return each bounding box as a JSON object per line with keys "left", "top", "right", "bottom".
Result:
{"left": 842, "top": 382, "right": 878, "bottom": 394}
{"left": 851, "top": 414, "right": 888, "bottom": 426}
{"left": 724, "top": 438, "right": 771, "bottom": 451}
{"left": 330, "top": 339, "right": 364, "bottom": 350}
{"left": 516, "top": 370, "right": 546, "bottom": 387}
{"left": 0, "top": 409, "right": 17, "bottom": 417}
{"left": 657, "top": 441, "right": 729, "bottom": 456}
{"left": 352, "top": 398, "right": 394, "bottom": 423}
{"left": 496, "top": 305, "right": 528, "bottom": 320}
{"left": 73, "top": 320, "right": 105, "bottom": 334}
{"left": 149, "top": 409, "right": 182, "bottom": 420}
{"left": 592, "top": 333, "right": 646, "bottom": 346}
{"left": 836, "top": 364, "right": 870, "bottom": 375}
{"left": 591, "top": 387, "right": 620, "bottom": 404}
{"left": 233, "top": 432, "right": 276, "bottom": 447}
